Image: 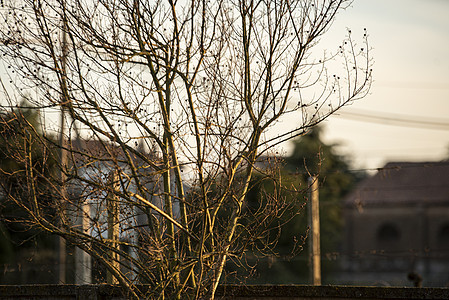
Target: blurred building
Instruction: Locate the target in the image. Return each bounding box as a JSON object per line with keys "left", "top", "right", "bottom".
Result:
{"left": 341, "top": 161, "right": 449, "bottom": 287}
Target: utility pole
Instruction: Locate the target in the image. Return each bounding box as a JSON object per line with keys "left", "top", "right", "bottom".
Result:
{"left": 58, "top": 113, "right": 67, "bottom": 283}
{"left": 58, "top": 1, "right": 69, "bottom": 283}
{"left": 75, "top": 199, "right": 92, "bottom": 284}
{"left": 57, "top": 44, "right": 68, "bottom": 285}
{"left": 308, "top": 176, "right": 321, "bottom": 285}
{"left": 107, "top": 169, "right": 120, "bottom": 284}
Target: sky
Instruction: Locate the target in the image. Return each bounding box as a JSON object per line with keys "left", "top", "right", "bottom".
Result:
{"left": 1, "top": 0, "right": 448, "bottom": 171}
{"left": 290, "top": 0, "right": 449, "bottom": 170}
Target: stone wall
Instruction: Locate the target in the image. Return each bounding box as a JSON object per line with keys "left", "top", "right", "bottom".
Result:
{"left": 0, "top": 285, "right": 448, "bottom": 300}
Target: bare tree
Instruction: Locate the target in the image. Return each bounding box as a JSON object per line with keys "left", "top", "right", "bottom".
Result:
{"left": 0, "top": 0, "right": 371, "bottom": 298}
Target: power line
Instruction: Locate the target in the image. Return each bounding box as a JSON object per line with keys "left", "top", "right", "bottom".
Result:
{"left": 333, "top": 109, "right": 449, "bottom": 130}
{"left": 287, "top": 161, "right": 449, "bottom": 176}
{"left": 376, "top": 81, "right": 449, "bottom": 91}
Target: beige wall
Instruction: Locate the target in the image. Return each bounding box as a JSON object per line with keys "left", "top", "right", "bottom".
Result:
{"left": 343, "top": 203, "right": 449, "bottom": 286}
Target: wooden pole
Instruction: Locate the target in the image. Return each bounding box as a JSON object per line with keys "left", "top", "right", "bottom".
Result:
{"left": 107, "top": 170, "right": 120, "bottom": 284}
{"left": 57, "top": 108, "right": 67, "bottom": 284}
{"left": 75, "top": 201, "right": 91, "bottom": 284}
{"left": 308, "top": 176, "right": 321, "bottom": 285}
{"left": 58, "top": 1, "right": 69, "bottom": 284}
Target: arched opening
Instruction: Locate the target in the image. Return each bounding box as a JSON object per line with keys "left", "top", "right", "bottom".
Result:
{"left": 377, "top": 223, "right": 401, "bottom": 242}
{"left": 438, "top": 223, "right": 449, "bottom": 246}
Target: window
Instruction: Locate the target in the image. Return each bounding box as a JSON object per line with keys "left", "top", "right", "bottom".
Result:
{"left": 377, "top": 223, "right": 401, "bottom": 242}
{"left": 438, "top": 223, "right": 449, "bottom": 246}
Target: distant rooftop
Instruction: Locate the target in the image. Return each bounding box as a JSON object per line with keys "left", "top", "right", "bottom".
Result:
{"left": 344, "top": 161, "right": 449, "bottom": 207}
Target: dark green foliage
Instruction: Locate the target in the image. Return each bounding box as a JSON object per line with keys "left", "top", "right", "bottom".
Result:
{"left": 286, "top": 126, "right": 363, "bottom": 255}
{"left": 0, "top": 102, "right": 58, "bottom": 283}
{"left": 243, "top": 126, "right": 365, "bottom": 284}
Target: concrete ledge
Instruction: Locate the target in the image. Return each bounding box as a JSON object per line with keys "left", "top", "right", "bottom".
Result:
{"left": 0, "top": 285, "right": 122, "bottom": 300}
{"left": 0, "top": 284, "right": 448, "bottom": 299}
{"left": 216, "top": 285, "right": 449, "bottom": 299}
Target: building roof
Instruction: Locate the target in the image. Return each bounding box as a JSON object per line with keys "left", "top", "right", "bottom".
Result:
{"left": 68, "top": 138, "right": 161, "bottom": 168}
{"left": 344, "top": 161, "right": 449, "bottom": 208}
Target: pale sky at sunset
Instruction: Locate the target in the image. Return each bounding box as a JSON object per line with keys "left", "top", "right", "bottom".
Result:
{"left": 307, "top": 0, "right": 449, "bottom": 170}
{"left": 1, "top": 0, "right": 448, "bottom": 171}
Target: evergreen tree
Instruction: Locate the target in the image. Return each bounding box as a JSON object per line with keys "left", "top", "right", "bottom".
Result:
{"left": 245, "top": 126, "right": 365, "bottom": 283}
{"left": 0, "top": 102, "right": 57, "bottom": 283}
